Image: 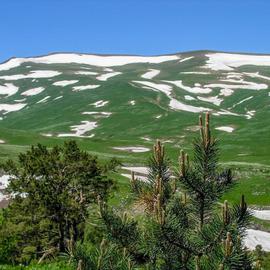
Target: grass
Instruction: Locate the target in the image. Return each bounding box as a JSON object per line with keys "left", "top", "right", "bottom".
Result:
{"left": 223, "top": 172, "right": 270, "bottom": 206}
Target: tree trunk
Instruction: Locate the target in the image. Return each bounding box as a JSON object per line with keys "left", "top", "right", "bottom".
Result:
{"left": 59, "top": 221, "right": 65, "bottom": 252}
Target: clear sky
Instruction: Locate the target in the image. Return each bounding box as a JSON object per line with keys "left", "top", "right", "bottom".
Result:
{"left": 1, "top": 0, "right": 270, "bottom": 62}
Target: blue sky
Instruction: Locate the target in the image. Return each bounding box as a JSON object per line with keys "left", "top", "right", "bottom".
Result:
{"left": 1, "top": 0, "right": 270, "bottom": 62}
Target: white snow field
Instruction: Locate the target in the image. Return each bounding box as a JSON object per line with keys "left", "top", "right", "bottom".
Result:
{"left": 0, "top": 103, "right": 26, "bottom": 113}
{"left": 0, "top": 70, "right": 61, "bottom": 80}
{"left": 21, "top": 87, "right": 45, "bottom": 96}
{"left": 0, "top": 83, "right": 19, "bottom": 97}
{"left": 58, "top": 121, "right": 97, "bottom": 138}
{"left": 53, "top": 80, "right": 78, "bottom": 87}
{"left": 0, "top": 53, "right": 179, "bottom": 71}
{"left": 113, "top": 147, "right": 150, "bottom": 153}
{"left": 244, "top": 229, "right": 270, "bottom": 251}
{"left": 72, "top": 85, "right": 100, "bottom": 91}
{"left": 215, "top": 126, "right": 234, "bottom": 133}
{"left": 205, "top": 53, "right": 270, "bottom": 71}
{"left": 141, "top": 69, "right": 160, "bottom": 79}
{"left": 96, "top": 72, "right": 122, "bottom": 81}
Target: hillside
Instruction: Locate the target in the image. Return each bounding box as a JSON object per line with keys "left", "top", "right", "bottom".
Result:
{"left": 1, "top": 51, "right": 270, "bottom": 263}
{"left": 0, "top": 50, "right": 269, "bottom": 167}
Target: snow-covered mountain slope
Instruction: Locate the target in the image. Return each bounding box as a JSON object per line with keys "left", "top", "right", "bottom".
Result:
{"left": 0, "top": 51, "right": 269, "bottom": 164}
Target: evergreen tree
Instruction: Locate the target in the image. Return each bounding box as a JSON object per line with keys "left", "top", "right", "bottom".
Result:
{"left": 0, "top": 141, "right": 114, "bottom": 264}
{"left": 100, "top": 113, "right": 253, "bottom": 269}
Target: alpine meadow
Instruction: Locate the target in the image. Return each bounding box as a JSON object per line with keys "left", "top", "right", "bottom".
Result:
{"left": 0, "top": 49, "right": 270, "bottom": 269}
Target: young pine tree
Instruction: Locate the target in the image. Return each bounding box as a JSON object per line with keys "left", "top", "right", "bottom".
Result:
{"left": 100, "top": 113, "right": 253, "bottom": 270}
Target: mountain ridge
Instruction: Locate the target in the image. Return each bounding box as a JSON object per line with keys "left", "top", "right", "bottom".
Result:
{"left": 2, "top": 50, "right": 270, "bottom": 67}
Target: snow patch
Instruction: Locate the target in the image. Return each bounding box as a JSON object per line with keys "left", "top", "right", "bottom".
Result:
{"left": 179, "top": 56, "right": 194, "bottom": 63}
{"left": 205, "top": 81, "right": 267, "bottom": 91}
{"left": 82, "top": 111, "right": 112, "bottom": 117}
{"left": 0, "top": 175, "right": 10, "bottom": 189}
{"left": 53, "top": 80, "right": 78, "bottom": 87}
{"left": 244, "top": 72, "right": 270, "bottom": 81}
{"left": 122, "top": 166, "right": 149, "bottom": 174}
{"left": 141, "top": 69, "right": 160, "bottom": 79}
{"left": 251, "top": 209, "right": 270, "bottom": 220}
{"left": 121, "top": 173, "right": 148, "bottom": 182}
{"left": 206, "top": 53, "right": 270, "bottom": 71}
{"left": 0, "top": 54, "right": 179, "bottom": 71}
{"left": 133, "top": 81, "right": 172, "bottom": 96}
{"left": 0, "top": 83, "right": 19, "bottom": 97}
{"left": 0, "top": 70, "right": 61, "bottom": 80}
{"left": 169, "top": 98, "right": 210, "bottom": 113}
{"left": 75, "top": 71, "right": 98, "bottom": 75}
{"left": 96, "top": 72, "right": 122, "bottom": 81}
{"left": 41, "top": 133, "right": 53, "bottom": 137}
{"left": 215, "top": 126, "right": 234, "bottom": 133}
{"left": 37, "top": 96, "right": 50, "bottom": 104}
{"left": 180, "top": 71, "right": 210, "bottom": 75}
{"left": 58, "top": 121, "right": 97, "bottom": 138}
{"left": 184, "top": 95, "right": 196, "bottom": 101}
{"left": 21, "top": 87, "right": 45, "bottom": 96}
{"left": 220, "top": 88, "right": 234, "bottom": 97}
{"left": 197, "top": 96, "right": 223, "bottom": 106}
{"left": 244, "top": 229, "right": 270, "bottom": 251}
{"left": 232, "top": 96, "right": 254, "bottom": 108}
{"left": 0, "top": 103, "right": 26, "bottom": 114}
{"left": 53, "top": 96, "right": 63, "bottom": 100}
{"left": 113, "top": 147, "right": 150, "bottom": 153}
{"left": 92, "top": 100, "right": 109, "bottom": 108}
{"left": 163, "top": 80, "right": 212, "bottom": 94}
{"left": 246, "top": 110, "right": 256, "bottom": 119}
{"left": 73, "top": 85, "right": 100, "bottom": 91}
